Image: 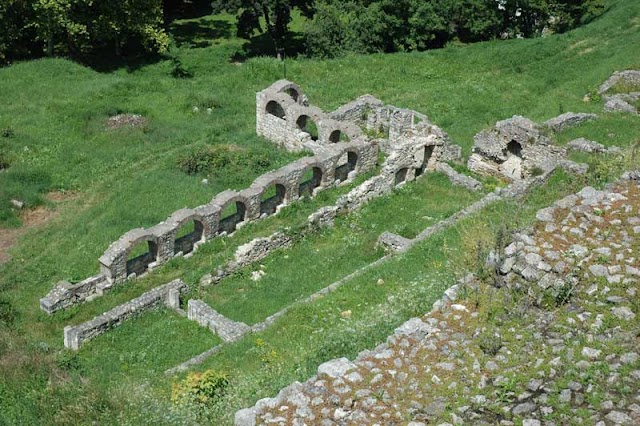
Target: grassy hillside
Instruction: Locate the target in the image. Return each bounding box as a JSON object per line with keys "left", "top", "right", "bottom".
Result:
{"left": 0, "top": 0, "right": 639, "bottom": 424}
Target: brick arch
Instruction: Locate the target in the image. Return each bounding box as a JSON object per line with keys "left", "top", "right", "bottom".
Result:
{"left": 259, "top": 180, "right": 288, "bottom": 216}
{"left": 266, "top": 100, "right": 286, "bottom": 119}
{"left": 335, "top": 151, "right": 359, "bottom": 182}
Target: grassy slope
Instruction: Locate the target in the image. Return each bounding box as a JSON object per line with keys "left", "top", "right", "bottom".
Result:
{"left": 0, "top": 0, "right": 639, "bottom": 424}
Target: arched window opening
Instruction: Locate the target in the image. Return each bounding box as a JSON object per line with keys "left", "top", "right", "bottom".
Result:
{"left": 126, "top": 239, "right": 158, "bottom": 278}
{"left": 284, "top": 88, "right": 299, "bottom": 102}
{"left": 219, "top": 201, "right": 247, "bottom": 234}
{"left": 415, "top": 145, "right": 435, "bottom": 177}
{"left": 296, "top": 115, "right": 319, "bottom": 141}
{"left": 507, "top": 140, "right": 522, "bottom": 157}
{"left": 335, "top": 151, "right": 358, "bottom": 182}
{"left": 329, "top": 130, "right": 350, "bottom": 143}
{"left": 395, "top": 168, "right": 409, "bottom": 186}
{"left": 260, "top": 183, "right": 286, "bottom": 216}
{"left": 174, "top": 220, "right": 204, "bottom": 255}
{"left": 298, "top": 167, "right": 323, "bottom": 197}
{"left": 266, "top": 100, "right": 285, "bottom": 119}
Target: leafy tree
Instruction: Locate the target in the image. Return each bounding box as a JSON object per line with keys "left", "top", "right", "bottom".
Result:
{"left": 211, "top": 0, "right": 315, "bottom": 58}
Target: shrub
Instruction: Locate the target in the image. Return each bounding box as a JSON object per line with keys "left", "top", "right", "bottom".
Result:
{"left": 0, "top": 298, "right": 17, "bottom": 328}
{"left": 56, "top": 350, "right": 81, "bottom": 371}
{"left": 176, "top": 144, "right": 272, "bottom": 176}
{"left": 171, "top": 370, "right": 229, "bottom": 407}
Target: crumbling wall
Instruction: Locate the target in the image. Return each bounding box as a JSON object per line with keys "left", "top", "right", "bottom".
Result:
{"left": 257, "top": 80, "right": 363, "bottom": 152}
{"left": 468, "top": 115, "right": 567, "bottom": 181}
{"left": 63, "top": 279, "right": 188, "bottom": 350}
{"left": 42, "top": 140, "right": 377, "bottom": 314}
{"left": 187, "top": 300, "right": 251, "bottom": 342}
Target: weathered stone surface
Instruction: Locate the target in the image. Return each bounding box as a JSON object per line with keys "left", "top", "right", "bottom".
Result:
{"left": 468, "top": 116, "right": 567, "bottom": 181}
{"left": 544, "top": 112, "right": 597, "bottom": 132}
{"left": 188, "top": 300, "right": 250, "bottom": 342}
{"left": 377, "top": 231, "right": 412, "bottom": 253}
{"left": 567, "top": 138, "right": 606, "bottom": 153}
{"left": 598, "top": 70, "right": 640, "bottom": 94}
{"left": 436, "top": 162, "right": 482, "bottom": 192}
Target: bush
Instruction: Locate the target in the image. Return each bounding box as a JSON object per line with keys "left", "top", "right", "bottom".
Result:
{"left": 171, "top": 370, "right": 229, "bottom": 407}
{"left": 176, "top": 144, "right": 272, "bottom": 176}
{"left": 0, "top": 298, "right": 17, "bottom": 328}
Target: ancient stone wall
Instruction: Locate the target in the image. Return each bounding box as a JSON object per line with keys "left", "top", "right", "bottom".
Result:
{"left": 43, "top": 79, "right": 462, "bottom": 314}
{"left": 468, "top": 116, "right": 567, "bottom": 181}
{"left": 256, "top": 80, "right": 363, "bottom": 152}
{"left": 187, "top": 300, "right": 251, "bottom": 342}
{"left": 42, "top": 140, "right": 377, "bottom": 313}
{"left": 63, "top": 279, "right": 188, "bottom": 350}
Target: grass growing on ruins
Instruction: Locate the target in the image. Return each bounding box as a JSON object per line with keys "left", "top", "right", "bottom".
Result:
{"left": 196, "top": 172, "right": 481, "bottom": 324}
{"left": 1, "top": 0, "right": 640, "bottom": 424}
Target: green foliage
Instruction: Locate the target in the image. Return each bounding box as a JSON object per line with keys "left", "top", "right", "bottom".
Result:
{"left": 55, "top": 350, "right": 81, "bottom": 371}
{"left": 212, "top": 0, "right": 315, "bottom": 56}
{"left": 172, "top": 370, "right": 229, "bottom": 406}
{"left": 304, "top": 0, "right": 606, "bottom": 57}
{"left": 0, "top": 298, "right": 17, "bottom": 328}
{"left": 0, "top": 0, "right": 169, "bottom": 63}
{"left": 176, "top": 144, "right": 273, "bottom": 177}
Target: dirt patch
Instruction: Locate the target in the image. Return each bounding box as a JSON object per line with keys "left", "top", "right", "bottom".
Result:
{"left": 0, "top": 201, "right": 63, "bottom": 265}
{"left": 105, "top": 114, "right": 148, "bottom": 130}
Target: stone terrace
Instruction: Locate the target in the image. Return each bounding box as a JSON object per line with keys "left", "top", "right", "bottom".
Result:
{"left": 236, "top": 173, "right": 640, "bottom": 426}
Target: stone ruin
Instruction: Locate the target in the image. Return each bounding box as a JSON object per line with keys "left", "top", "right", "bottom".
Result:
{"left": 43, "top": 80, "right": 464, "bottom": 315}
{"left": 598, "top": 70, "right": 640, "bottom": 115}
{"left": 468, "top": 115, "right": 567, "bottom": 181}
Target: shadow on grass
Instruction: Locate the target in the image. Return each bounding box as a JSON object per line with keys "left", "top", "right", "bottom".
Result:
{"left": 230, "top": 31, "right": 307, "bottom": 62}
{"left": 170, "top": 18, "right": 233, "bottom": 48}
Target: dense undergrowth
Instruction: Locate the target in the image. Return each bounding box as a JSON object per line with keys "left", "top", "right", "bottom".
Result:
{"left": 0, "top": 0, "right": 639, "bottom": 424}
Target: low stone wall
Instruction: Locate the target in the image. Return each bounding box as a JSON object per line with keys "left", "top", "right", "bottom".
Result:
{"left": 187, "top": 300, "right": 251, "bottom": 342}
{"left": 40, "top": 274, "right": 108, "bottom": 314}
{"left": 202, "top": 232, "right": 294, "bottom": 286}
{"left": 63, "top": 279, "right": 188, "bottom": 350}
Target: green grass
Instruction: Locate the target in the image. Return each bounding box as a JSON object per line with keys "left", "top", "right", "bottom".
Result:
{"left": 197, "top": 172, "right": 481, "bottom": 324}
{"left": 1, "top": 0, "right": 640, "bottom": 424}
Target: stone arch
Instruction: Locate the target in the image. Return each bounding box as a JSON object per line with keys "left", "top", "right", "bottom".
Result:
{"left": 284, "top": 88, "right": 300, "bottom": 102}
{"left": 395, "top": 168, "right": 409, "bottom": 186}
{"left": 329, "top": 129, "right": 350, "bottom": 143}
{"left": 335, "top": 151, "right": 358, "bottom": 182}
{"left": 298, "top": 166, "right": 323, "bottom": 197}
{"left": 260, "top": 182, "right": 287, "bottom": 216}
{"left": 296, "top": 115, "right": 319, "bottom": 141}
{"left": 219, "top": 199, "right": 247, "bottom": 234}
{"left": 125, "top": 234, "right": 159, "bottom": 278}
{"left": 415, "top": 145, "right": 435, "bottom": 177}
{"left": 174, "top": 218, "right": 205, "bottom": 255}
{"left": 266, "top": 100, "right": 286, "bottom": 119}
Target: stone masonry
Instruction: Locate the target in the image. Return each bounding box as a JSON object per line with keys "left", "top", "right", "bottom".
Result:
{"left": 187, "top": 300, "right": 251, "bottom": 342}
{"left": 235, "top": 171, "right": 640, "bottom": 426}
{"left": 468, "top": 115, "right": 567, "bottom": 181}
{"left": 63, "top": 279, "right": 188, "bottom": 350}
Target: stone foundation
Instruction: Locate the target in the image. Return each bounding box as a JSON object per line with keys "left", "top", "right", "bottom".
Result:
{"left": 63, "top": 279, "right": 188, "bottom": 350}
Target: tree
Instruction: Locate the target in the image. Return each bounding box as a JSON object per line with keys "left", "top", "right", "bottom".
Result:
{"left": 211, "top": 0, "right": 315, "bottom": 59}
